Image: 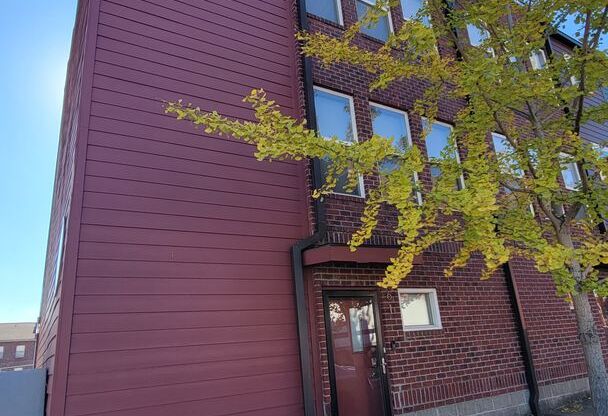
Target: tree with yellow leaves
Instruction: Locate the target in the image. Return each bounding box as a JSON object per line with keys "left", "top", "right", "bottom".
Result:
{"left": 167, "top": 0, "right": 608, "bottom": 412}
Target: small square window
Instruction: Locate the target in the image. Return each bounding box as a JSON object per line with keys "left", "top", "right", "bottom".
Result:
{"left": 15, "top": 345, "right": 25, "bottom": 359}
{"left": 355, "top": 0, "right": 393, "bottom": 42}
{"left": 530, "top": 49, "right": 547, "bottom": 70}
{"left": 399, "top": 288, "right": 442, "bottom": 331}
{"left": 306, "top": 0, "right": 343, "bottom": 24}
{"left": 313, "top": 87, "right": 364, "bottom": 197}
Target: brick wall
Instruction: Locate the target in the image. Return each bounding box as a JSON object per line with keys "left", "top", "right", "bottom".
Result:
{"left": 309, "top": 244, "right": 530, "bottom": 414}
{"left": 0, "top": 340, "right": 36, "bottom": 371}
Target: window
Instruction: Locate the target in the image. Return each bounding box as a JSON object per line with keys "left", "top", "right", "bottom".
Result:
{"left": 561, "top": 154, "right": 582, "bottom": 190}
{"left": 423, "top": 119, "right": 464, "bottom": 189}
{"left": 530, "top": 49, "right": 547, "bottom": 70}
{"left": 399, "top": 288, "right": 442, "bottom": 331}
{"left": 401, "top": 0, "right": 429, "bottom": 26}
{"left": 466, "top": 23, "right": 488, "bottom": 47}
{"left": 370, "top": 103, "right": 422, "bottom": 204}
{"left": 562, "top": 54, "right": 579, "bottom": 86}
{"left": 313, "top": 87, "right": 364, "bottom": 197}
{"left": 492, "top": 133, "right": 523, "bottom": 177}
{"left": 15, "top": 345, "right": 25, "bottom": 359}
{"left": 492, "top": 133, "right": 535, "bottom": 215}
{"left": 306, "top": 0, "right": 343, "bottom": 24}
{"left": 355, "top": 0, "right": 393, "bottom": 42}
{"left": 0, "top": 346, "right": 3, "bottom": 359}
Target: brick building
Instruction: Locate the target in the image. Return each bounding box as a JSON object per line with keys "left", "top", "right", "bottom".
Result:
{"left": 0, "top": 322, "right": 36, "bottom": 372}
{"left": 36, "top": 1, "right": 608, "bottom": 416}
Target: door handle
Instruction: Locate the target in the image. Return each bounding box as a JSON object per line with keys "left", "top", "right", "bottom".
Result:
{"left": 381, "top": 357, "right": 387, "bottom": 374}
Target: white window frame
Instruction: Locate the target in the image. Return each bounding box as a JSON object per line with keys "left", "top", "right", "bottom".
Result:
{"left": 530, "top": 49, "right": 547, "bottom": 70}
{"left": 560, "top": 153, "right": 582, "bottom": 191}
{"left": 307, "top": 0, "right": 344, "bottom": 26}
{"left": 398, "top": 288, "right": 443, "bottom": 331}
{"left": 15, "top": 345, "right": 25, "bottom": 359}
{"left": 370, "top": 102, "right": 422, "bottom": 204}
{"left": 313, "top": 86, "right": 366, "bottom": 198}
{"left": 356, "top": 0, "right": 394, "bottom": 40}
{"left": 422, "top": 118, "right": 466, "bottom": 190}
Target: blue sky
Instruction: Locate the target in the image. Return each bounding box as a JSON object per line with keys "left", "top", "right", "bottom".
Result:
{"left": 0, "top": 4, "right": 603, "bottom": 323}
{"left": 0, "top": 2, "right": 77, "bottom": 322}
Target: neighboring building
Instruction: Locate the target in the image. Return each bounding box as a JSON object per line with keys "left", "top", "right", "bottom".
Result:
{"left": 36, "top": 1, "right": 608, "bottom": 416}
{"left": 0, "top": 322, "right": 36, "bottom": 372}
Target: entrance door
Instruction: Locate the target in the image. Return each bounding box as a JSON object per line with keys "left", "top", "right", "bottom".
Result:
{"left": 323, "top": 291, "right": 391, "bottom": 416}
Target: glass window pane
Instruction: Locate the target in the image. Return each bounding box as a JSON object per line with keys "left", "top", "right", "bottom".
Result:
{"left": 492, "top": 133, "right": 523, "bottom": 177}
{"left": 15, "top": 345, "right": 25, "bottom": 358}
{"left": 314, "top": 88, "right": 361, "bottom": 196}
{"left": 306, "top": 0, "right": 341, "bottom": 23}
{"left": 400, "top": 293, "right": 432, "bottom": 326}
{"left": 401, "top": 0, "right": 429, "bottom": 25}
{"left": 0, "top": 346, "right": 4, "bottom": 359}
{"left": 425, "top": 121, "right": 451, "bottom": 160}
{"left": 314, "top": 89, "right": 356, "bottom": 143}
{"left": 530, "top": 50, "right": 547, "bottom": 70}
{"left": 371, "top": 106, "right": 409, "bottom": 151}
{"left": 371, "top": 105, "right": 410, "bottom": 175}
{"left": 562, "top": 161, "right": 581, "bottom": 189}
{"left": 467, "top": 23, "right": 487, "bottom": 47}
{"left": 356, "top": 0, "right": 391, "bottom": 42}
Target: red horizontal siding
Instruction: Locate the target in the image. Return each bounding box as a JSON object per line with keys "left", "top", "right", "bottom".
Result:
{"left": 57, "top": 0, "right": 307, "bottom": 415}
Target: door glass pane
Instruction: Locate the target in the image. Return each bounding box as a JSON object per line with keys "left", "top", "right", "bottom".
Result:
{"left": 307, "top": 0, "right": 340, "bottom": 23}
{"left": 327, "top": 297, "right": 384, "bottom": 416}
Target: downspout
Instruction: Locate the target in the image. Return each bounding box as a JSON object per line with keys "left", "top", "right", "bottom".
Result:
{"left": 293, "top": 1, "right": 326, "bottom": 415}
{"left": 503, "top": 262, "right": 540, "bottom": 416}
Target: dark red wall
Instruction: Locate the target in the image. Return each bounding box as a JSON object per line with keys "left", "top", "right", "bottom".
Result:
{"left": 40, "top": 0, "right": 310, "bottom": 415}
{"left": 36, "top": 2, "right": 92, "bottom": 414}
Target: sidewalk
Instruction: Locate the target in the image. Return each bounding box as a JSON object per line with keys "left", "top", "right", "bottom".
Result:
{"left": 546, "top": 396, "right": 595, "bottom": 416}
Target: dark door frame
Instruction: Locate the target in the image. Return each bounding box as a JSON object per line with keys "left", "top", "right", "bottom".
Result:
{"left": 322, "top": 289, "right": 392, "bottom": 416}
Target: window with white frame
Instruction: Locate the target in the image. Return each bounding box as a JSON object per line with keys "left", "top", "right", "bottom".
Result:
{"left": 561, "top": 154, "right": 582, "bottom": 190}
{"left": 355, "top": 0, "right": 393, "bottom": 42}
{"left": 306, "top": 0, "right": 343, "bottom": 25}
{"left": 399, "top": 288, "right": 442, "bottom": 331}
{"left": 15, "top": 345, "right": 25, "bottom": 359}
{"left": 313, "top": 87, "right": 364, "bottom": 197}
{"left": 0, "top": 346, "right": 4, "bottom": 359}
{"left": 423, "top": 119, "right": 464, "bottom": 189}
{"left": 530, "top": 49, "right": 547, "bottom": 70}
{"left": 401, "top": 0, "right": 430, "bottom": 26}
{"left": 370, "top": 103, "right": 422, "bottom": 204}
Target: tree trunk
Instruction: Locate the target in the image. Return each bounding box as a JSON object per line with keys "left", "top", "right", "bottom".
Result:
{"left": 571, "top": 291, "right": 608, "bottom": 416}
